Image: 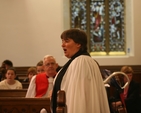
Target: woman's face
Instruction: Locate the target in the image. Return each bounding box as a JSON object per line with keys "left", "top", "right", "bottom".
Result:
{"left": 61, "top": 38, "right": 81, "bottom": 58}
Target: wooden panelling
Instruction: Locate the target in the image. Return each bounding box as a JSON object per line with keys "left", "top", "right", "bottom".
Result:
{"left": 0, "top": 98, "right": 51, "bottom": 113}
{"left": 0, "top": 89, "right": 27, "bottom": 97}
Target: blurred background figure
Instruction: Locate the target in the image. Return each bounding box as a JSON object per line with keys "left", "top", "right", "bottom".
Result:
{"left": 0, "top": 67, "right": 22, "bottom": 89}
{"left": 23, "top": 67, "right": 37, "bottom": 83}
{"left": 1, "top": 59, "right": 13, "bottom": 69}
{"left": 0, "top": 59, "right": 20, "bottom": 81}
{"left": 111, "top": 66, "right": 141, "bottom": 113}
{"left": 36, "top": 60, "right": 45, "bottom": 74}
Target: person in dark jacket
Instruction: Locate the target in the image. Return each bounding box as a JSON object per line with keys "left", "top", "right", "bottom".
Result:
{"left": 111, "top": 66, "right": 141, "bottom": 113}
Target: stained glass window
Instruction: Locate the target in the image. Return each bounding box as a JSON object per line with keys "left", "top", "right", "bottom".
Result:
{"left": 70, "top": 0, "right": 125, "bottom": 56}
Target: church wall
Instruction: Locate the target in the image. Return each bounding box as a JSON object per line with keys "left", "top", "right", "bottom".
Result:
{"left": 0, "top": 0, "right": 140, "bottom": 66}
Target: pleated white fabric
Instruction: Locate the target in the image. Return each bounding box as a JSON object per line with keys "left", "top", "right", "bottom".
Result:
{"left": 57, "top": 55, "right": 110, "bottom": 113}
{"left": 26, "top": 76, "right": 53, "bottom": 98}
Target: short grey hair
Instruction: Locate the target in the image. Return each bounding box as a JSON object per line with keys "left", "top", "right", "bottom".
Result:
{"left": 43, "top": 55, "right": 56, "bottom": 64}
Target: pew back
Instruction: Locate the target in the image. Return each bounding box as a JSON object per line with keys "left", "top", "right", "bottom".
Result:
{"left": 0, "top": 89, "right": 27, "bottom": 97}
{"left": 0, "top": 98, "right": 51, "bottom": 113}
{"left": 22, "top": 82, "right": 29, "bottom": 89}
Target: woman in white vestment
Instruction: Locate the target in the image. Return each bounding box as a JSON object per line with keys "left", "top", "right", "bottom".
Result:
{"left": 51, "top": 28, "right": 110, "bottom": 113}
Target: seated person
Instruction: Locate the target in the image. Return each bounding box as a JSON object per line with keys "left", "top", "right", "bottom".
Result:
{"left": 0, "top": 67, "right": 22, "bottom": 89}
{"left": 0, "top": 59, "right": 20, "bottom": 81}
{"left": 111, "top": 66, "right": 141, "bottom": 113}
{"left": 1, "top": 59, "right": 13, "bottom": 69}
{"left": 36, "top": 60, "right": 45, "bottom": 74}
{"left": 26, "top": 55, "right": 58, "bottom": 98}
{"left": 23, "top": 67, "right": 37, "bottom": 82}
{"left": 36, "top": 60, "right": 61, "bottom": 73}
{"left": 0, "top": 59, "right": 13, "bottom": 81}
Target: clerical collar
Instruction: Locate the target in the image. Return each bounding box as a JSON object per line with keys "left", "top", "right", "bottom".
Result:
{"left": 46, "top": 75, "right": 56, "bottom": 78}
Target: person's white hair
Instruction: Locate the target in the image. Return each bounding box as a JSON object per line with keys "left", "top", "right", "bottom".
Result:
{"left": 43, "top": 55, "right": 56, "bottom": 63}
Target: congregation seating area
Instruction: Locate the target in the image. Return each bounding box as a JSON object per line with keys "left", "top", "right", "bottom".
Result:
{"left": 0, "top": 65, "right": 140, "bottom": 113}
{"left": 15, "top": 65, "right": 141, "bottom": 90}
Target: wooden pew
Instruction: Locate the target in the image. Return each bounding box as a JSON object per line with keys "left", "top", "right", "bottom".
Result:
{"left": 56, "top": 90, "right": 66, "bottom": 113}
{"left": 0, "top": 89, "right": 27, "bottom": 97}
{"left": 0, "top": 97, "right": 51, "bottom": 113}
{"left": 0, "top": 90, "right": 65, "bottom": 113}
{"left": 22, "top": 82, "right": 29, "bottom": 89}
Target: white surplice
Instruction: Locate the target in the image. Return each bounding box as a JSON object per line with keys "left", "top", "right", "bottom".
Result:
{"left": 26, "top": 75, "right": 54, "bottom": 98}
{"left": 56, "top": 55, "right": 110, "bottom": 113}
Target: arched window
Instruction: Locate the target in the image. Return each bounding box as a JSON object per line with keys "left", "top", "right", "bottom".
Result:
{"left": 70, "top": 0, "right": 125, "bottom": 56}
